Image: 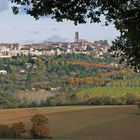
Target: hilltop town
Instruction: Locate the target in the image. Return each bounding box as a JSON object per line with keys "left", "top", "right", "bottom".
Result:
{"left": 0, "top": 32, "right": 109, "bottom": 58}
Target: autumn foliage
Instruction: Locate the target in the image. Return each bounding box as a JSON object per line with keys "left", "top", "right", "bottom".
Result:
{"left": 0, "top": 122, "right": 25, "bottom": 138}
{"left": 65, "top": 70, "right": 133, "bottom": 86}
{"left": 30, "top": 114, "right": 51, "bottom": 139}
{"left": 68, "top": 60, "right": 123, "bottom": 70}
{"left": 31, "top": 124, "right": 51, "bottom": 138}
{"left": 0, "top": 124, "right": 11, "bottom": 138}
{"left": 0, "top": 114, "right": 51, "bottom": 139}
{"left": 31, "top": 114, "right": 49, "bottom": 125}
{"left": 10, "top": 122, "right": 26, "bottom": 138}
{"left": 65, "top": 60, "right": 133, "bottom": 86}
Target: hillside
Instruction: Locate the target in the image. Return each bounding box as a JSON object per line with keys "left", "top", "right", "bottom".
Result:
{"left": 0, "top": 53, "right": 139, "bottom": 108}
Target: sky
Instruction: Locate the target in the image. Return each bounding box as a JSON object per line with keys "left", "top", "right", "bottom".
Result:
{"left": 0, "top": 0, "right": 120, "bottom": 44}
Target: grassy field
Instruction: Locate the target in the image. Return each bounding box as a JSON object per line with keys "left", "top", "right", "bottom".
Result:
{"left": 78, "top": 87, "right": 140, "bottom": 95}
{"left": 0, "top": 105, "right": 140, "bottom": 140}
{"left": 77, "top": 87, "right": 140, "bottom": 99}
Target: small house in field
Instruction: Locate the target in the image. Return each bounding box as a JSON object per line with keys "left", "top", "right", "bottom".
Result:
{"left": 51, "top": 87, "right": 60, "bottom": 91}
{"left": 19, "top": 69, "right": 26, "bottom": 73}
{"left": 0, "top": 70, "right": 7, "bottom": 75}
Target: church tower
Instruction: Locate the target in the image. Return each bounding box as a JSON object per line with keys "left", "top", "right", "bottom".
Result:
{"left": 74, "top": 32, "right": 79, "bottom": 42}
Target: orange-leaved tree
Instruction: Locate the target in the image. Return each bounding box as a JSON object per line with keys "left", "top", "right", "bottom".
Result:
{"left": 30, "top": 114, "right": 52, "bottom": 139}
{"left": 10, "top": 122, "right": 26, "bottom": 138}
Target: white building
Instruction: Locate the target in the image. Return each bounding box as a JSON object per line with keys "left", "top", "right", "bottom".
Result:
{"left": 0, "top": 70, "right": 7, "bottom": 74}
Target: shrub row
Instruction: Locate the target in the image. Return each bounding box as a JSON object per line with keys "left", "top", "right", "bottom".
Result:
{"left": 0, "top": 114, "right": 51, "bottom": 139}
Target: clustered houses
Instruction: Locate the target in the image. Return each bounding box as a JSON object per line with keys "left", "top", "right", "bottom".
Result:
{"left": 0, "top": 39, "right": 109, "bottom": 58}
{"left": 0, "top": 43, "right": 23, "bottom": 57}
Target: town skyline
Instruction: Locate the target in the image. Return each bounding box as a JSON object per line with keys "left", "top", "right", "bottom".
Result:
{"left": 0, "top": 37, "right": 109, "bottom": 58}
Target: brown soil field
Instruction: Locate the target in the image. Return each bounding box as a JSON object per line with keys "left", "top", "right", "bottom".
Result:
{"left": 0, "top": 105, "right": 140, "bottom": 140}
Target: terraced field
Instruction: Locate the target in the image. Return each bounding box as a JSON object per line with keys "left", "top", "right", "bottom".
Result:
{"left": 77, "top": 87, "right": 140, "bottom": 99}
{"left": 78, "top": 87, "right": 140, "bottom": 95}
{"left": 0, "top": 105, "right": 140, "bottom": 140}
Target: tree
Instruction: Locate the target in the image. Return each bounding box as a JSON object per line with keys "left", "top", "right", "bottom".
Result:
{"left": 26, "top": 71, "right": 32, "bottom": 89}
{"left": 31, "top": 114, "right": 49, "bottom": 125}
{"left": 0, "top": 122, "right": 26, "bottom": 138}
{"left": 31, "top": 124, "right": 51, "bottom": 138}
{"left": 11, "top": 0, "right": 140, "bottom": 70}
{"left": 30, "top": 114, "right": 51, "bottom": 138}
{"left": 110, "top": 35, "right": 140, "bottom": 70}
{"left": 136, "top": 102, "right": 140, "bottom": 112}
{"left": 0, "top": 124, "right": 11, "bottom": 138}
{"left": 10, "top": 122, "right": 26, "bottom": 138}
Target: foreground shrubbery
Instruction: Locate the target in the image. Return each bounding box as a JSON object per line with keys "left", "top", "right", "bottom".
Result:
{"left": 0, "top": 122, "right": 25, "bottom": 138}
{"left": 0, "top": 124, "right": 11, "bottom": 138}
{"left": 136, "top": 102, "right": 140, "bottom": 112}
{"left": 0, "top": 114, "right": 51, "bottom": 139}
{"left": 31, "top": 114, "right": 52, "bottom": 139}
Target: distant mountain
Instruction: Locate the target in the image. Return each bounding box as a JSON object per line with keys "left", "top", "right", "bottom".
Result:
{"left": 44, "top": 35, "right": 68, "bottom": 42}
{"left": 24, "top": 40, "right": 35, "bottom": 44}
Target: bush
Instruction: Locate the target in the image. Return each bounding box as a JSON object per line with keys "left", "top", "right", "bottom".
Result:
{"left": 10, "top": 122, "right": 26, "bottom": 138}
{"left": 136, "top": 102, "right": 140, "bottom": 112}
{"left": 89, "top": 95, "right": 113, "bottom": 105}
{"left": 31, "top": 124, "right": 51, "bottom": 138}
{"left": 125, "top": 93, "right": 136, "bottom": 105}
{"left": 0, "top": 124, "right": 11, "bottom": 138}
{"left": 46, "top": 97, "right": 57, "bottom": 106}
{"left": 0, "top": 122, "right": 26, "bottom": 138}
{"left": 30, "top": 114, "right": 51, "bottom": 139}
{"left": 31, "top": 114, "right": 49, "bottom": 125}
{"left": 30, "top": 100, "right": 39, "bottom": 107}
{"left": 0, "top": 114, "right": 52, "bottom": 139}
